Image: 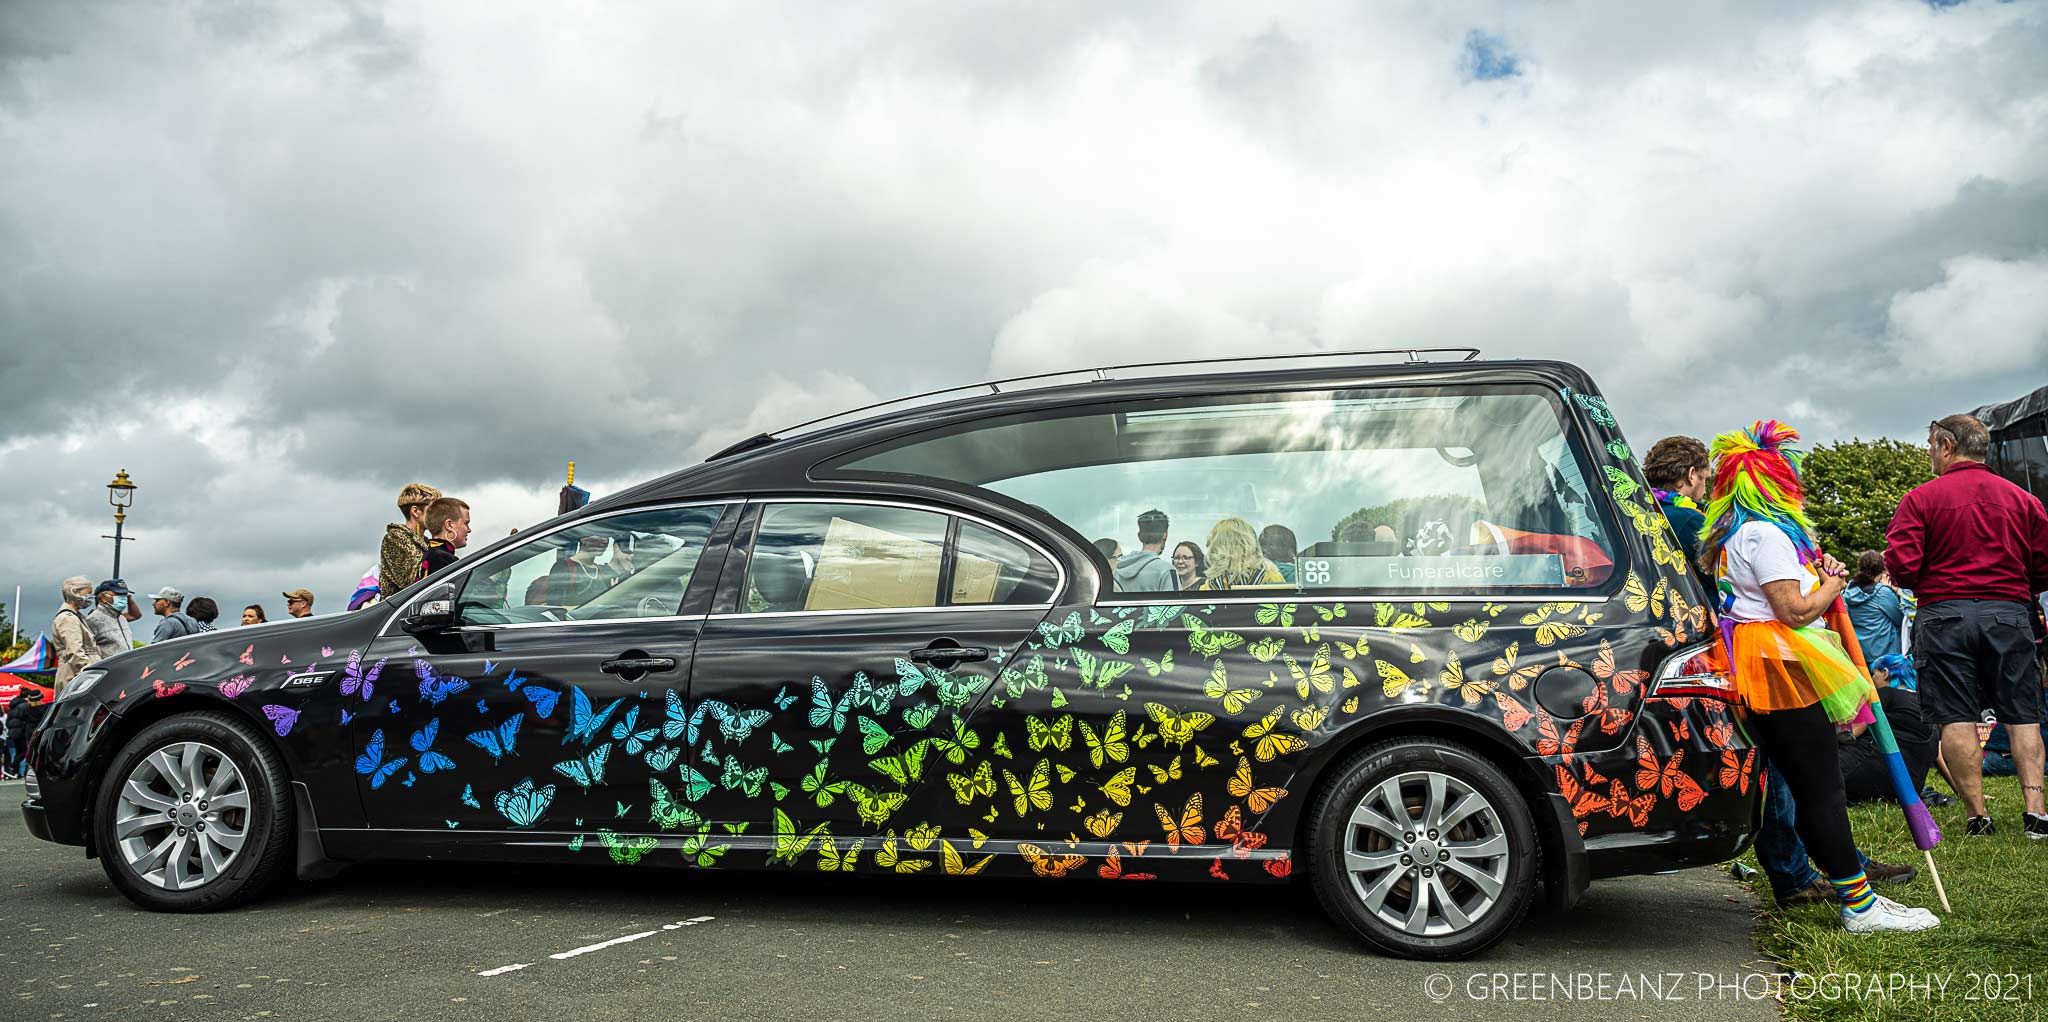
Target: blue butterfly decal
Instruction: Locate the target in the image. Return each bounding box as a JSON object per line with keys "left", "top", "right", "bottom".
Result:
{"left": 388, "top": 699, "right": 401, "bottom": 714}
{"left": 612, "top": 706, "right": 658, "bottom": 755}
{"left": 644, "top": 745, "right": 680, "bottom": 772}
{"left": 461, "top": 783, "right": 482, "bottom": 809}
{"left": 415, "top": 661, "right": 471, "bottom": 706}
{"left": 409, "top": 718, "right": 457, "bottom": 773}
{"left": 773, "top": 685, "right": 797, "bottom": 711}
{"left": 401, "top": 772, "right": 417, "bottom": 788}
{"left": 553, "top": 745, "right": 611, "bottom": 791}
{"left": 501, "top": 669, "right": 528, "bottom": 693}
{"left": 563, "top": 686, "right": 624, "bottom": 745}
{"left": 483, "top": 659, "right": 498, "bottom": 675}
{"left": 465, "top": 713, "right": 524, "bottom": 764}
{"left": 474, "top": 698, "right": 488, "bottom": 714}
{"left": 340, "top": 708, "right": 355, "bottom": 725}
{"left": 661, "top": 689, "right": 691, "bottom": 742}
{"left": 524, "top": 685, "right": 561, "bottom": 719}
{"left": 354, "top": 729, "right": 409, "bottom": 789}
{"left": 494, "top": 777, "right": 555, "bottom": 828}
{"left": 702, "top": 700, "right": 771, "bottom": 743}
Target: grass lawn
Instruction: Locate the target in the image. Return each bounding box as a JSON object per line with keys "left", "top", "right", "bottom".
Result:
{"left": 1738, "top": 774, "right": 2046, "bottom": 1022}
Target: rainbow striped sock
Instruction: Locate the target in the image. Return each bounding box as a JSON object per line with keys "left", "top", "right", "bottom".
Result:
{"left": 1831, "top": 871, "right": 1876, "bottom": 913}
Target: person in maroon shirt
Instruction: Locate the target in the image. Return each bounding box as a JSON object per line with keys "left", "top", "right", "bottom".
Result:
{"left": 1885, "top": 413, "right": 2048, "bottom": 839}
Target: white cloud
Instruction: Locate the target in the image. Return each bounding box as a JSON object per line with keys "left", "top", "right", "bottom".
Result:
{"left": 1887, "top": 253, "right": 2048, "bottom": 380}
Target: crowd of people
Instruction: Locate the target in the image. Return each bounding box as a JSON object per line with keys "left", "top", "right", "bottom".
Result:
{"left": 1645, "top": 413, "right": 2048, "bottom": 936}
{"left": 1095, "top": 510, "right": 1302, "bottom": 592}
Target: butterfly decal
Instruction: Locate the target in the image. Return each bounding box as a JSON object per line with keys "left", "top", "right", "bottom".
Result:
{"left": 238, "top": 645, "right": 255, "bottom": 666}
{"left": 1202, "top": 663, "right": 1260, "bottom": 714}
{"left": 597, "top": 828, "right": 657, "bottom": 865}
{"left": 948, "top": 760, "right": 995, "bottom": 804}
{"left": 1439, "top": 651, "right": 1494, "bottom": 705}
{"left": 410, "top": 718, "right": 457, "bottom": 773}
{"left": 703, "top": 700, "right": 772, "bottom": 743}
{"left": 1144, "top": 703, "right": 1213, "bottom": 748}
{"left": 721, "top": 755, "right": 767, "bottom": 797}
{"left": 612, "top": 706, "right": 659, "bottom": 754}
{"left": 461, "top": 783, "right": 482, "bottom": 809}
{"left": 1025, "top": 713, "right": 1073, "bottom": 752}
{"left": 1622, "top": 571, "right": 1669, "bottom": 619}
{"left": 1037, "top": 612, "right": 1084, "bottom": 647}
{"left": 1211, "top": 804, "right": 1269, "bottom": 858}
{"left": 218, "top": 675, "right": 253, "bottom": 700}
{"left": 1491, "top": 642, "right": 1541, "bottom": 690}
{"left": 1078, "top": 710, "right": 1129, "bottom": 768}
{"left": 817, "top": 834, "right": 865, "bottom": 872}
{"left": 553, "top": 745, "right": 611, "bottom": 791}
{"left": 844, "top": 784, "right": 906, "bottom": 826}
{"left": 341, "top": 651, "right": 386, "bottom": 701}
{"left": 1096, "top": 618, "right": 1136, "bottom": 655}
{"left": 649, "top": 778, "right": 704, "bottom": 831}
{"left": 807, "top": 676, "right": 851, "bottom": 734}
{"left": 414, "top": 661, "right": 470, "bottom": 706}
{"left": 260, "top": 704, "right": 299, "bottom": 737}
{"left": 354, "top": 730, "right": 409, "bottom": 789}
{"left": 1018, "top": 842, "right": 1086, "bottom": 878}
{"left": 173, "top": 652, "right": 196, "bottom": 671}
{"left": 494, "top": 777, "right": 555, "bottom": 827}
{"left": 675, "top": 764, "right": 715, "bottom": 802}
{"left": 563, "top": 686, "right": 625, "bottom": 745}
{"left": 1241, "top": 708, "right": 1308, "bottom": 762}
{"left": 1005, "top": 758, "right": 1054, "bottom": 817}
{"left": 1184, "top": 615, "right": 1246, "bottom": 658}
{"left": 1718, "top": 749, "right": 1758, "bottom": 793}
{"left": 868, "top": 739, "right": 930, "bottom": 787}
{"left": 1228, "top": 756, "right": 1289, "bottom": 813}
{"left": 1574, "top": 391, "right": 1618, "bottom": 428}
{"left": 1376, "top": 660, "right": 1420, "bottom": 699}
{"left": 1142, "top": 650, "right": 1174, "bottom": 676}
{"left": 153, "top": 680, "right": 187, "bottom": 699}
{"left": 940, "top": 840, "right": 991, "bottom": 876}
{"left": 1154, "top": 794, "right": 1206, "bottom": 849}
{"left": 465, "top": 714, "right": 523, "bottom": 763}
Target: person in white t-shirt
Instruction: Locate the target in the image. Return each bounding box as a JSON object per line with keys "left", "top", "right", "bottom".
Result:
{"left": 1699, "top": 420, "right": 1938, "bottom": 935}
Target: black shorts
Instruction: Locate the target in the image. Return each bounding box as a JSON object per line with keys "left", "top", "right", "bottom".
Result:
{"left": 1913, "top": 599, "right": 2046, "bottom": 727}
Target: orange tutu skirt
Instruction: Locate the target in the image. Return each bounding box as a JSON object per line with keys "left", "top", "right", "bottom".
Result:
{"left": 1724, "top": 619, "right": 1876, "bottom": 723}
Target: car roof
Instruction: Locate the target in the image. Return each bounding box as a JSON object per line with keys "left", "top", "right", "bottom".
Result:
{"left": 588, "top": 351, "right": 1602, "bottom": 512}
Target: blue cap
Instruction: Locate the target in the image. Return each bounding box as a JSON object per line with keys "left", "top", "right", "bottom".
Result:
{"left": 95, "top": 578, "right": 132, "bottom": 595}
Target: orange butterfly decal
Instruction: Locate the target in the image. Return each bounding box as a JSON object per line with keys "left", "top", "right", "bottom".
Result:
{"left": 1608, "top": 779, "right": 1655, "bottom": 826}
{"left": 1208, "top": 858, "right": 1230, "bottom": 880}
{"left": 173, "top": 652, "right": 196, "bottom": 671}
{"left": 1705, "top": 720, "right": 1736, "bottom": 748}
{"left": 1718, "top": 749, "right": 1757, "bottom": 794}
{"left": 1495, "top": 692, "right": 1534, "bottom": 732}
{"left": 1668, "top": 718, "right": 1691, "bottom": 744}
{"left": 1154, "top": 794, "right": 1206, "bottom": 849}
{"left": 1263, "top": 857, "right": 1293, "bottom": 878}
{"left": 1018, "top": 842, "right": 1086, "bottom": 878}
{"left": 1591, "top": 639, "right": 1652, "bottom": 696}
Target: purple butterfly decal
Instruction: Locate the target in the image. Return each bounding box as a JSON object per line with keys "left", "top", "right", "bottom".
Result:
{"left": 261, "top": 704, "right": 300, "bottom": 737}
{"left": 219, "top": 675, "right": 253, "bottom": 699}
{"left": 340, "top": 650, "right": 387, "bottom": 702}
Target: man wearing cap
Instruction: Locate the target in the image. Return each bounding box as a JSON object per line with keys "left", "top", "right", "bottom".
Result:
{"left": 147, "top": 587, "right": 201, "bottom": 643}
{"left": 1112, "top": 509, "right": 1179, "bottom": 593}
{"left": 282, "top": 589, "right": 316, "bottom": 619}
{"left": 379, "top": 482, "right": 442, "bottom": 600}
{"left": 50, "top": 576, "right": 102, "bottom": 691}
{"left": 84, "top": 579, "right": 137, "bottom": 658}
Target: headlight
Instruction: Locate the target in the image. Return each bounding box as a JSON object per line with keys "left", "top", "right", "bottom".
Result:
{"left": 53, "top": 669, "right": 107, "bottom": 705}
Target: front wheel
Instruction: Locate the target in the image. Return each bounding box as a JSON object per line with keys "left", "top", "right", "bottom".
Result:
{"left": 1306, "top": 738, "right": 1538, "bottom": 959}
{"left": 93, "top": 711, "right": 294, "bottom": 911}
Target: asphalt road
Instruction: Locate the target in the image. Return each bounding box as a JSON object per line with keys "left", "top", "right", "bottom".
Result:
{"left": 1, "top": 781, "right": 1779, "bottom": 1022}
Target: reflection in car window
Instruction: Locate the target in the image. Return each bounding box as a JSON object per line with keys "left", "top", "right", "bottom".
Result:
{"left": 951, "top": 521, "right": 1059, "bottom": 606}
{"left": 748, "top": 504, "right": 948, "bottom": 613}
{"left": 830, "top": 387, "right": 1617, "bottom": 593}
{"left": 455, "top": 506, "right": 724, "bottom": 625}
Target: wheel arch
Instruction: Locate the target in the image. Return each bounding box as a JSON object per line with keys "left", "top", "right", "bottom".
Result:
{"left": 77, "top": 695, "right": 296, "bottom": 857}
{"left": 1286, "top": 707, "right": 1586, "bottom": 912}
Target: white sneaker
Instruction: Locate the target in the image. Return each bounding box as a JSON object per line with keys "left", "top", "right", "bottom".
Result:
{"left": 1842, "top": 895, "right": 1941, "bottom": 934}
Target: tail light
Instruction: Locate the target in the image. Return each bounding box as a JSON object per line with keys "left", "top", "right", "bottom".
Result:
{"left": 1650, "top": 640, "right": 1736, "bottom": 701}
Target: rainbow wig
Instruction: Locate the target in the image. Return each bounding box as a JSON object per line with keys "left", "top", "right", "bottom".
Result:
{"left": 1699, "top": 419, "right": 1820, "bottom": 565}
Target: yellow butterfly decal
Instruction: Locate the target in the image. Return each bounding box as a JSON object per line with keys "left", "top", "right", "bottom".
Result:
{"left": 1534, "top": 618, "right": 1588, "bottom": 647}
{"left": 1183, "top": 615, "right": 1246, "bottom": 658}
{"left": 1247, "top": 636, "right": 1286, "bottom": 662}
{"left": 1340, "top": 695, "right": 1359, "bottom": 714}
{"left": 1078, "top": 710, "right": 1129, "bottom": 768}
{"left": 1408, "top": 644, "right": 1425, "bottom": 664}
{"left": 1100, "top": 766, "right": 1138, "bottom": 806}
{"left": 1055, "top": 764, "right": 1077, "bottom": 784}
{"left": 1440, "top": 650, "right": 1494, "bottom": 705}
{"left": 967, "top": 827, "right": 989, "bottom": 848}
{"left": 815, "top": 834, "right": 864, "bottom": 872}
{"left": 1492, "top": 641, "right": 1540, "bottom": 690}
{"left": 1025, "top": 713, "right": 1073, "bottom": 752}
{"left": 1375, "top": 603, "right": 1428, "bottom": 629}
{"left": 1622, "top": 571, "right": 1669, "bottom": 618}
{"left": 1291, "top": 705, "right": 1328, "bottom": 731}
{"left": 1148, "top": 755, "right": 1183, "bottom": 783}
{"left": 1243, "top": 707, "right": 1309, "bottom": 762}
{"left": 1191, "top": 744, "right": 1220, "bottom": 769}
{"left": 1153, "top": 794, "right": 1206, "bottom": 848}
{"left": 1083, "top": 809, "right": 1123, "bottom": 838}
{"left": 1228, "top": 756, "right": 1289, "bottom": 812}
{"left": 1202, "top": 663, "right": 1261, "bottom": 714}
{"left": 1004, "top": 758, "right": 1054, "bottom": 817}
{"left": 905, "top": 822, "right": 940, "bottom": 850}
{"left": 1286, "top": 644, "right": 1335, "bottom": 700}
{"left": 1337, "top": 638, "right": 1368, "bottom": 660}
{"left": 1377, "top": 659, "right": 1422, "bottom": 698}
{"left": 1145, "top": 702, "right": 1215, "bottom": 748}
{"left": 947, "top": 760, "right": 995, "bottom": 804}
{"left": 941, "top": 840, "right": 992, "bottom": 875}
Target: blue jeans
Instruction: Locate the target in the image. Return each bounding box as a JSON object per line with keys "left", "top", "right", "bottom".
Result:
{"left": 1755, "top": 761, "right": 1873, "bottom": 901}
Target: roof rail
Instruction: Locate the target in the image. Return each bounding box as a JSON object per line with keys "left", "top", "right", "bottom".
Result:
{"left": 753, "top": 346, "right": 1482, "bottom": 448}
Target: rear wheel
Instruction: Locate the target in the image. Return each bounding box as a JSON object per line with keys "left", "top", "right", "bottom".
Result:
{"left": 93, "top": 711, "right": 293, "bottom": 911}
{"left": 1306, "top": 737, "right": 1537, "bottom": 959}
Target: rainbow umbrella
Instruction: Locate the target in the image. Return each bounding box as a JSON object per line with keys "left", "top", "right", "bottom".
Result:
{"left": 1826, "top": 597, "right": 1950, "bottom": 911}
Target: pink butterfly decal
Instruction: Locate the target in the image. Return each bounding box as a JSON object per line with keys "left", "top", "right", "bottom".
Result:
{"left": 239, "top": 645, "right": 255, "bottom": 665}
{"left": 261, "top": 704, "right": 300, "bottom": 737}
{"left": 173, "top": 653, "right": 196, "bottom": 671}
{"left": 141, "top": 666, "right": 155, "bottom": 681}
{"left": 219, "top": 675, "right": 253, "bottom": 699}
{"left": 153, "top": 680, "right": 186, "bottom": 699}
{"left": 280, "top": 654, "right": 291, "bottom": 664}
{"left": 321, "top": 646, "right": 335, "bottom": 657}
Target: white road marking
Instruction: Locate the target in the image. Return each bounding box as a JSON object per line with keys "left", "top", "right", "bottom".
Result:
{"left": 478, "top": 917, "right": 715, "bottom": 975}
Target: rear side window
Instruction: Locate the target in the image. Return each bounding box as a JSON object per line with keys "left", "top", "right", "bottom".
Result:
{"left": 953, "top": 521, "right": 1059, "bottom": 606}
{"left": 744, "top": 504, "right": 1062, "bottom": 613}
{"left": 828, "top": 387, "right": 1618, "bottom": 595}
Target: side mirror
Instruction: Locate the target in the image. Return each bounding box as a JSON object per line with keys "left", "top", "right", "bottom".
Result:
{"left": 400, "top": 584, "right": 458, "bottom": 635}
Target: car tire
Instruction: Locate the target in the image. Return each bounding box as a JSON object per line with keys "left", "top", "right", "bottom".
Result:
{"left": 1306, "top": 737, "right": 1537, "bottom": 959}
{"left": 93, "top": 711, "right": 294, "bottom": 912}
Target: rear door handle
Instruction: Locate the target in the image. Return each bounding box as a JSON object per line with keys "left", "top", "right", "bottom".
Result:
{"left": 601, "top": 656, "right": 678, "bottom": 675}
{"left": 909, "top": 644, "right": 990, "bottom": 665}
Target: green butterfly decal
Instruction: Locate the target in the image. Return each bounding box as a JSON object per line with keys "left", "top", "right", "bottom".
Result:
{"left": 1184, "top": 615, "right": 1246, "bottom": 658}
{"left": 857, "top": 716, "right": 894, "bottom": 755}
{"left": 1255, "top": 603, "right": 1297, "bottom": 628}
{"left": 599, "top": 828, "right": 657, "bottom": 866}
{"left": 901, "top": 703, "right": 941, "bottom": 730}
{"left": 680, "top": 826, "right": 729, "bottom": 867}
{"left": 930, "top": 716, "right": 981, "bottom": 764}
{"left": 769, "top": 782, "right": 790, "bottom": 801}
{"left": 1605, "top": 465, "right": 1641, "bottom": 503}
{"left": 721, "top": 754, "right": 766, "bottom": 797}
{"left": 649, "top": 778, "right": 704, "bottom": 831}
{"left": 769, "top": 808, "right": 828, "bottom": 865}
{"left": 869, "top": 738, "right": 931, "bottom": 787}
{"left": 1247, "top": 636, "right": 1286, "bottom": 662}
{"left": 1142, "top": 650, "right": 1174, "bottom": 676}
{"left": 801, "top": 761, "right": 846, "bottom": 807}
{"left": 675, "top": 764, "right": 714, "bottom": 801}
{"left": 769, "top": 732, "right": 794, "bottom": 755}
{"left": 1607, "top": 440, "right": 1633, "bottom": 462}
{"left": 1075, "top": 648, "right": 1133, "bottom": 690}
{"left": 1098, "top": 619, "right": 1135, "bottom": 655}
{"left": 1037, "top": 611, "right": 1084, "bottom": 647}
{"left": 846, "top": 784, "right": 908, "bottom": 826}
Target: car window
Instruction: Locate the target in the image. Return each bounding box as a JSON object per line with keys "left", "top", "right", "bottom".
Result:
{"left": 454, "top": 505, "right": 725, "bottom": 625}
{"left": 747, "top": 504, "right": 949, "bottom": 612}
{"left": 951, "top": 521, "right": 1059, "bottom": 606}
{"left": 827, "top": 386, "right": 1618, "bottom": 594}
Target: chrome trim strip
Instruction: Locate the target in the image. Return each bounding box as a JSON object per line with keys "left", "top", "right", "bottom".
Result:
{"left": 374, "top": 499, "right": 739, "bottom": 639}
{"left": 1096, "top": 593, "right": 1611, "bottom": 608}
{"left": 707, "top": 604, "right": 1054, "bottom": 622}
{"left": 451, "top": 613, "right": 711, "bottom": 634}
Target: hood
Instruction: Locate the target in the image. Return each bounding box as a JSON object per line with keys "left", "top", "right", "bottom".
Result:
{"left": 1113, "top": 550, "right": 1165, "bottom": 583}
{"left": 1843, "top": 584, "right": 1882, "bottom": 607}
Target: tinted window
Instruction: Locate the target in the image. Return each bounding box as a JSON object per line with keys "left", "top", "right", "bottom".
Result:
{"left": 748, "top": 504, "right": 949, "bottom": 612}
{"left": 952, "top": 521, "right": 1059, "bottom": 605}
{"left": 832, "top": 387, "right": 1616, "bottom": 594}
{"left": 455, "top": 505, "right": 725, "bottom": 625}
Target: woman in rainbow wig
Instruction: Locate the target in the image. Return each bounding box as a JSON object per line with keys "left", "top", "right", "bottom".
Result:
{"left": 1698, "top": 421, "right": 1940, "bottom": 934}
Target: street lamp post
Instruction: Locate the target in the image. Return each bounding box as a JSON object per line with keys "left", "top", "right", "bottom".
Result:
{"left": 103, "top": 470, "right": 136, "bottom": 580}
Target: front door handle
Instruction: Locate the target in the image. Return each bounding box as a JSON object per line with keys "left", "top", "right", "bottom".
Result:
{"left": 601, "top": 655, "right": 678, "bottom": 676}
{"left": 909, "top": 643, "right": 990, "bottom": 665}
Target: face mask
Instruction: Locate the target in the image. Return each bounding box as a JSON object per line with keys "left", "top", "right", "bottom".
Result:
{"left": 111, "top": 596, "right": 129, "bottom": 613}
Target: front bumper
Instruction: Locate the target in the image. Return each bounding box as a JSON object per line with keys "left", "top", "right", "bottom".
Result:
{"left": 20, "top": 799, "right": 54, "bottom": 842}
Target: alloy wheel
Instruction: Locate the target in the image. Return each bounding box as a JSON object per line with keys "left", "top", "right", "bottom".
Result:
{"left": 111, "top": 741, "right": 251, "bottom": 891}
{"left": 1342, "top": 770, "right": 1510, "bottom": 937}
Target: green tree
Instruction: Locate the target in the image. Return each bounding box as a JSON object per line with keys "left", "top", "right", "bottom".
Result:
{"left": 1802, "top": 438, "right": 1931, "bottom": 559}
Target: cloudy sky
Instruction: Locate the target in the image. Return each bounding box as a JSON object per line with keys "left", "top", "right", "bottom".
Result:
{"left": 2, "top": 0, "right": 2044, "bottom": 632}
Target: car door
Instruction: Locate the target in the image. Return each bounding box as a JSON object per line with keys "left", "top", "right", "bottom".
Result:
{"left": 685, "top": 500, "right": 1062, "bottom": 845}
{"left": 353, "top": 502, "right": 735, "bottom": 836}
